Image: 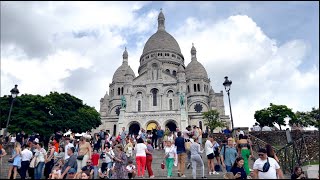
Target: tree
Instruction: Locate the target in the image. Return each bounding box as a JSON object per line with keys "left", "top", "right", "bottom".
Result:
{"left": 292, "top": 107, "right": 320, "bottom": 128}
{"left": 202, "top": 109, "right": 225, "bottom": 133}
{"left": 254, "top": 103, "right": 297, "bottom": 130}
{"left": 0, "top": 92, "right": 101, "bottom": 139}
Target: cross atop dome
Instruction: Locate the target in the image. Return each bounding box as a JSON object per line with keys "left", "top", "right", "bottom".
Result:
{"left": 158, "top": 8, "right": 165, "bottom": 31}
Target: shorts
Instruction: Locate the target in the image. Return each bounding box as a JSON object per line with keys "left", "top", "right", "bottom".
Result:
{"left": 214, "top": 151, "right": 220, "bottom": 157}
{"left": 207, "top": 153, "right": 214, "bottom": 159}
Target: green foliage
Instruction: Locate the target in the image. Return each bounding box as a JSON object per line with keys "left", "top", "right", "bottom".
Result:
{"left": 202, "top": 109, "right": 225, "bottom": 133}
{"left": 0, "top": 92, "right": 101, "bottom": 138}
{"left": 254, "top": 103, "right": 297, "bottom": 130}
{"left": 292, "top": 107, "right": 320, "bottom": 128}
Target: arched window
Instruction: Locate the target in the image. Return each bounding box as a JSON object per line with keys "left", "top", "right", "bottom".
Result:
{"left": 197, "top": 84, "right": 200, "bottom": 92}
{"left": 151, "top": 88, "right": 158, "bottom": 106}
{"left": 138, "top": 100, "right": 141, "bottom": 112}
{"left": 121, "top": 87, "right": 124, "bottom": 95}
{"left": 118, "top": 88, "right": 120, "bottom": 95}
{"left": 194, "top": 84, "right": 197, "bottom": 92}
{"left": 172, "top": 70, "right": 177, "bottom": 76}
{"left": 187, "top": 85, "right": 190, "bottom": 93}
{"left": 166, "top": 69, "right": 170, "bottom": 74}
{"left": 169, "top": 99, "right": 173, "bottom": 110}
{"left": 204, "top": 85, "right": 206, "bottom": 92}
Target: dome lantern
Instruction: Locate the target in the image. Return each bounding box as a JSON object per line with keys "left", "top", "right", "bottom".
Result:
{"left": 158, "top": 8, "right": 165, "bottom": 31}
{"left": 191, "top": 43, "right": 197, "bottom": 60}
{"left": 122, "top": 47, "right": 128, "bottom": 64}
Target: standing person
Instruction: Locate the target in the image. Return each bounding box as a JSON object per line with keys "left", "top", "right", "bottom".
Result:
{"left": 121, "top": 127, "right": 128, "bottom": 147}
{"left": 230, "top": 157, "right": 247, "bottom": 179}
{"left": 190, "top": 137, "right": 206, "bottom": 179}
{"left": 205, "top": 134, "right": 218, "bottom": 175}
{"left": 235, "top": 128, "right": 244, "bottom": 140}
{"left": 44, "top": 141, "right": 56, "bottom": 179}
{"left": 253, "top": 148, "right": 284, "bottom": 179}
{"left": 135, "top": 138, "right": 150, "bottom": 178}
{"left": 64, "top": 137, "right": 74, "bottom": 160}
{"left": 34, "top": 142, "right": 47, "bottom": 179}
{"left": 291, "top": 166, "right": 306, "bottom": 179}
{"left": 221, "top": 137, "right": 238, "bottom": 172}
{"left": 183, "top": 125, "right": 193, "bottom": 169}
{"left": 124, "top": 138, "right": 134, "bottom": 161}
{"left": 175, "top": 131, "right": 186, "bottom": 177}
{"left": 151, "top": 128, "right": 158, "bottom": 149}
{"left": 76, "top": 137, "right": 92, "bottom": 173}
{"left": 7, "top": 142, "right": 22, "bottom": 179}
{"left": 198, "top": 127, "right": 203, "bottom": 146}
{"left": 101, "top": 145, "right": 115, "bottom": 179}
{"left": 60, "top": 147, "right": 78, "bottom": 179}
{"left": 111, "top": 145, "right": 128, "bottom": 179}
{"left": 93, "top": 134, "right": 101, "bottom": 152}
{"left": 167, "top": 132, "right": 174, "bottom": 143}
{"left": 237, "top": 135, "right": 253, "bottom": 175}
{"left": 91, "top": 150, "right": 100, "bottom": 179}
{"left": 164, "top": 140, "right": 176, "bottom": 178}
{"left": 146, "top": 139, "right": 155, "bottom": 178}
{"left": 157, "top": 126, "right": 165, "bottom": 150}
{"left": 265, "top": 144, "right": 280, "bottom": 163}
{"left": 213, "top": 138, "right": 221, "bottom": 172}
{"left": 99, "top": 129, "right": 106, "bottom": 151}
{"left": 223, "top": 127, "right": 232, "bottom": 137}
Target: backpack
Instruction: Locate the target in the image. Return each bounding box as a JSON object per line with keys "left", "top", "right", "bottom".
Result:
{"left": 258, "top": 158, "right": 271, "bottom": 172}
{"left": 214, "top": 164, "right": 222, "bottom": 172}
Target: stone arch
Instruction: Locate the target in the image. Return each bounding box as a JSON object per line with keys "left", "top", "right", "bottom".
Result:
{"left": 145, "top": 120, "right": 159, "bottom": 132}
{"left": 109, "top": 105, "right": 121, "bottom": 115}
{"left": 164, "top": 119, "right": 178, "bottom": 132}
{"left": 163, "top": 87, "right": 176, "bottom": 95}
{"left": 128, "top": 121, "right": 141, "bottom": 135}
{"left": 132, "top": 88, "right": 147, "bottom": 97}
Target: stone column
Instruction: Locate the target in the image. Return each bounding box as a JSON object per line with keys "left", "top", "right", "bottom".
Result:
{"left": 180, "top": 107, "right": 188, "bottom": 130}
{"left": 117, "top": 109, "right": 125, "bottom": 135}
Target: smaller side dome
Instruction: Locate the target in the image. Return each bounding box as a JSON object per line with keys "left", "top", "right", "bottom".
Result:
{"left": 209, "top": 88, "right": 214, "bottom": 95}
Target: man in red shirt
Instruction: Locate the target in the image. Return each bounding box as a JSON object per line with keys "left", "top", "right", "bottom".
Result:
{"left": 91, "top": 150, "right": 100, "bottom": 179}
{"left": 53, "top": 139, "right": 59, "bottom": 153}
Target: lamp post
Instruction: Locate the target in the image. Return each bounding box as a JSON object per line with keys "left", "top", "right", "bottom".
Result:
{"left": 223, "top": 76, "right": 234, "bottom": 131}
{"left": 3, "top": 84, "right": 20, "bottom": 137}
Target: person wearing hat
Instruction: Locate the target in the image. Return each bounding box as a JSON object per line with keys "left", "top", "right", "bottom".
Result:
{"left": 252, "top": 148, "right": 284, "bottom": 179}
{"left": 60, "top": 147, "right": 77, "bottom": 179}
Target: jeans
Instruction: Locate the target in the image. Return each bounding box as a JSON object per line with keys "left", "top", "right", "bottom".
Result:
{"left": 93, "top": 165, "right": 98, "bottom": 179}
{"left": 226, "top": 165, "right": 232, "bottom": 172}
{"left": 20, "top": 161, "right": 30, "bottom": 179}
{"left": 34, "top": 162, "right": 45, "bottom": 180}
{"left": 152, "top": 138, "right": 158, "bottom": 148}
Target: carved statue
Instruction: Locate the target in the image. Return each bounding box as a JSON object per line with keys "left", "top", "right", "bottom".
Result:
{"left": 121, "top": 95, "right": 127, "bottom": 109}
{"left": 179, "top": 92, "right": 185, "bottom": 107}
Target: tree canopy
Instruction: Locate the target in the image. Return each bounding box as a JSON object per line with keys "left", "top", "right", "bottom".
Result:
{"left": 202, "top": 109, "right": 225, "bottom": 133}
{"left": 254, "top": 103, "right": 296, "bottom": 130}
{"left": 291, "top": 107, "right": 319, "bottom": 128}
{"left": 0, "top": 92, "right": 101, "bottom": 138}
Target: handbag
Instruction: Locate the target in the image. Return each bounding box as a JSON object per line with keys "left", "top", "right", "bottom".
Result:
{"left": 29, "top": 156, "right": 39, "bottom": 168}
{"left": 77, "top": 149, "right": 88, "bottom": 160}
{"left": 258, "top": 158, "right": 270, "bottom": 172}
{"left": 8, "top": 158, "right": 14, "bottom": 163}
{"left": 185, "top": 141, "right": 191, "bottom": 151}
{"left": 161, "top": 161, "right": 165, "bottom": 169}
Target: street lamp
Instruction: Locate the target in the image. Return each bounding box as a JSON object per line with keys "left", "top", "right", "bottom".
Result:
{"left": 223, "top": 76, "right": 234, "bottom": 131}
{"left": 3, "top": 84, "right": 20, "bottom": 137}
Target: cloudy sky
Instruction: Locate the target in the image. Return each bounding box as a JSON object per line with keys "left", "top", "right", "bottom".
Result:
{"left": 1, "top": 1, "right": 319, "bottom": 129}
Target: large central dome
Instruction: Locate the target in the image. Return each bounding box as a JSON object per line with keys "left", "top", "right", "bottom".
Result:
{"left": 142, "top": 9, "right": 181, "bottom": 55}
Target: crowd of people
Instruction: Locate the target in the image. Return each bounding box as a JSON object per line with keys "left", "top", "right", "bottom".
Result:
{"left": 0, "top": 125, "right": 313, "bottom": 179}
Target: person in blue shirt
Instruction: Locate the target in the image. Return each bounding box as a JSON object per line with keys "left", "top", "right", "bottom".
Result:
{"left": 223, "top": 127, "right": 232, "bottom": 137}
{"left": 156, "top": 126, "right": 164, "bottom": 150}
{"left": 174, "top": 131, "right": 186, "bottom": 177}
{"left": 221, "top": 137, "right": 238, "bottom": 172}
{"left": 231, "top": 157, "right": 247, "bottom": 179}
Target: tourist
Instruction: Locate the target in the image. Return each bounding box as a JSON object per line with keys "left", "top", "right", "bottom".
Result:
{"left": 151, "top": 128, "right": 158, "bottom": 149}
{"left": 175, "top": 131, "right": 186, "bottom": 177}
{"left": 80, "top": 159, "right": 94, "bottom": 178}
{"left": 60, "top": 147, "right": 77, "bottom": 179}
{"left": 146, "top": 139, "right": 155, "bottom": 178}
{"left": 147, "top": 131, "right": 153, "bottom": 141}
{"left": 64, "top": 137, "right": 74, "bottom": 160}
{"left": 291, "top": 166, "right": 306, "bottom": 179}
{"left": 20, "top": 144, "right": 32, "bottom": 179}
{"left": 135, "top": 138, "right": 150, "bottom": 178}
{"left": 99, "top": 129, "right": 106, "bottom": 151}
{"left": 80, "top": 171, "right": 91, "bottom": 179}
{"left": 126, "top": 160, "right": 136, "bottom": 179}
{"left": 253, "top": 123, "right": 261, "bottom": 132}
{"left": 223, "top": 127, "right": 232, "bottom": 137}
{"left": 230, "top": 157, "right": 247, "bottom": 179}
{"left": 237, "top": 135, "right": 253, "bottom": 175}
{"left": 76, "top": 137, "right": 92, "bottom": 172}
{"left": 184, "top": 125, "right": 193, "bottom": 169}
{"left": 120, "top": 127, "right": 128, "bottom": 146}
{"left": 221, "top": 137, "right": 238, "bottom": 172}
{"left": 198, "top": 127, "right": 203, "bottom": 146}
{"left": 167, "top": 131, "right": 175, "bottom": 143}
{"left": 54, "top": 146, "right": 65, "bottom": 166}
{"left": 34, "top": 142, "right": 46, "bottom": 179}
{"left": 164, "top": 140, "right": 176, "bottom": 178}
{"left": 0, "top": 141, "right": 7, "bottom": 159}
{"left": 91, "top": 149, "right": 100, "bottom": 179}
{"left": 124, "top": 138, "right": 134, "bottom": 161}
{"left": 157, "top": 126, "right": 165, "bottom": 150}
{"left": 265, "top": 144, "right": 279, "bottom": 163}
{"left": 190, "top": 137, "right": 206, "bottom": 179}
{"left": 111, "top": 144, "right": 127, "bottom": 179}
{"left": 205, "top": 134, "right": 218, "bottom": 175}
{"left": 213, "top": 137, "right": 221, "bottom": 172}
{"left": 93, "top": 134, "right": 101, "bottom": 152}
{"left": 49, "top": 163, "right": 62, "bottom": 179}
{"left": 252, "top": 148, "right": 284, "bottom": 179}
{"left": 235, "top": 128, "right": 244, "bottom": 140}
{"left": 44, "top": 141, "right": 56, "bottom": 179}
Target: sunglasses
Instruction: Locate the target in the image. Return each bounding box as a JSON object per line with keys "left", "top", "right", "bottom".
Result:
{"left": 258, "top": 154, "right": 264, "bottom": 156}
{"left": 86, "top": 162, "right": 91, "bottom": 164}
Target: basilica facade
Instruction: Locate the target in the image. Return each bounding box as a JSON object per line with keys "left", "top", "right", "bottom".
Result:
{"left": 98, "top": 10, "right": 230, "bottom": 135}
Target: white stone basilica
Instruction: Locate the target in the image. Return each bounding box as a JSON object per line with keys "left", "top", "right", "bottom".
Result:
{"left": 98, "top": 10, "right": 230, "bottom": 135}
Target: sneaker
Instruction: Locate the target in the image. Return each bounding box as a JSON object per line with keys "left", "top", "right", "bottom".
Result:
{"left": 209, "top": 172, "right": 212, "bottom": 175}
{"left": 187, "top": 163, "right": 191, "bottom": 169}
{"left": 181, "top": 175, "right": 186, "bottom": 177}
{"left": 202, "top": 177, "right": 207, "bottom": 179}
{"left": 212, "top": 171, "right": 219, "bottom": 175}
{"left": 150, "top": 175, "right": 155, "bottom": 178}
{"left": 167, "top": 176, "right": 171, "bottom": 178}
